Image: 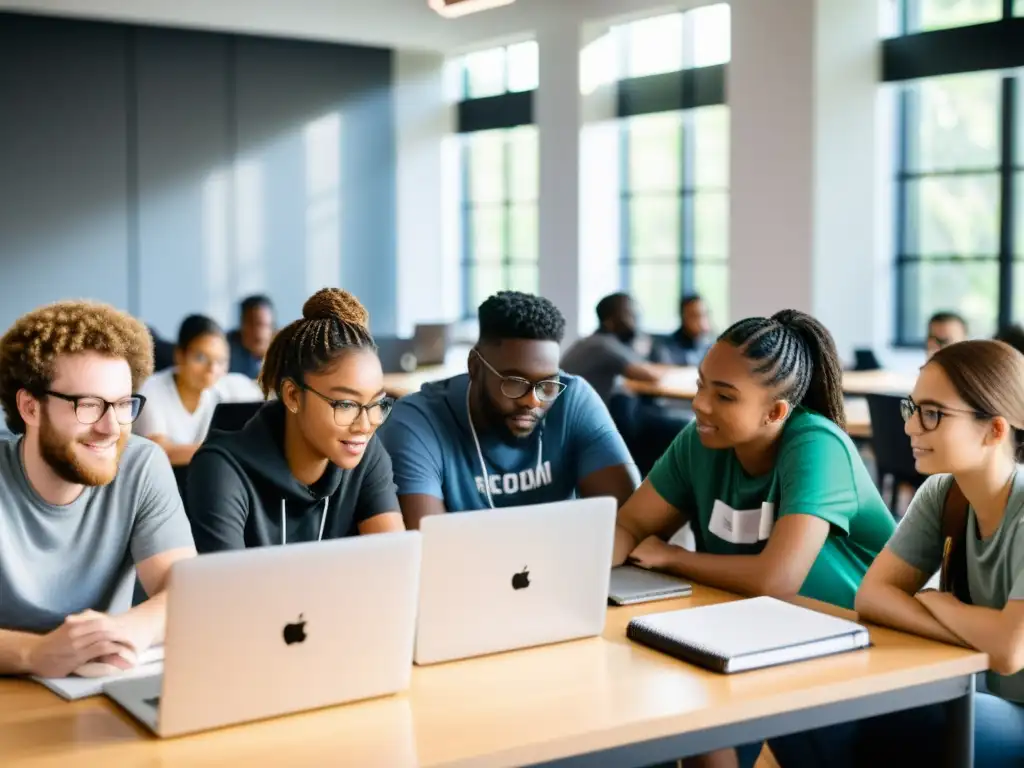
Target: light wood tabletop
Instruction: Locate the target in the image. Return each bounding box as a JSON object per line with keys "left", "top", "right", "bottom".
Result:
{"left": 0, "top": 586, "right": 986, "bottom": 767}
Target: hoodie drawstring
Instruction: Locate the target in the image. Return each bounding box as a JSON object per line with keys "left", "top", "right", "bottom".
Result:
{"left": 280, "top": 498, "right": 329, "bottom": 546}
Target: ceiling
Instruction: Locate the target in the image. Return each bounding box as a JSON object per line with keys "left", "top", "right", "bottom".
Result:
{"left": 0, "top": 0, "right": 690, "bottom": 51}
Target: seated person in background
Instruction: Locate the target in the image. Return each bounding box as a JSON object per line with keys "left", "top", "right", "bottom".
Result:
{"left": 377, "top": 291, "right": 638, "bottom": 528}
{"left": 187, "top": 289, "right": 404, "bottom": 551}
{"left": 926, "top": 310, "right": 968, "bottom": 358}
{"left": 561, "top": 292, "right": 665, "bottom": 403}
{"left": 651, "top": 293, "right": 712, "bottom": 367}
{"left": 842, "top": 339, "right": 1024, "bottom": 766}
{"left": 135, "top": 315, "right": 261, "bottom": 467}
{"left": 0, "top": 300, "right": 195, "bottom": 678}
{"left": 228, "top": 294, "right": 274, "bottom": 379}
{"left": 995, "top": 323, "right": 1024, "bottom": 356}
{"left": 612, "top": 310, "right": 896, "bottom": 768}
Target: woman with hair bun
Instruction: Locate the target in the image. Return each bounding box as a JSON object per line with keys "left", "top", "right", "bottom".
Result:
{"left": 187, "top": 289, "right": 404, "bottom": 552}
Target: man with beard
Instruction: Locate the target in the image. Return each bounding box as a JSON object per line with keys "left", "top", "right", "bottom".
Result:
{"left": 378, "top": 291, "right": 638, "bottom": 527}
{"left": 0, "top": 301, "right": 195, "bottom": 678}
{"left": 560, "top": 292, "right": 666, "bottom": 403}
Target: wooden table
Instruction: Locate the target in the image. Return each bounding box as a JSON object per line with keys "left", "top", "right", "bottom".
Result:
{"left": 1, "top": 587, "right": 986, "bottom": 767}
{"left": 842, "top": 370, "right": 918, "bottom": 397}
{"left": 624, "top": 368, "right": 874, "bottom": 440}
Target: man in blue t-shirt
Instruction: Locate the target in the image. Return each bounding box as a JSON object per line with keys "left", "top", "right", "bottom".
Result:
{"left": 377, "top": 291, "right": 640, "bottom": 528}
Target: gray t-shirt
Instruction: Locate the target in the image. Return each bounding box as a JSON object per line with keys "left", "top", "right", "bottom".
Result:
{"left": 560, "top": 333, "right": 646, "bottom": 403}
{"left": 0, "top": 434, "right": 195, "bottom": 633}
{"left": 888, "top": 471, "right": 1024, "bottom": 703}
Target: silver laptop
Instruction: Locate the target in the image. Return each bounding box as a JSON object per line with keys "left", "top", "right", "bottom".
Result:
{"left": 608, "top": 565, "right": 692, "bottom": 605}
{"left": 413, "top": 323, "right": 450, "bottom": 366}
{"left": 105, "top": 532, "right": 421, "bottom": 738}
{"left": 414, "top": 497, "right": 616, "bottom": 665}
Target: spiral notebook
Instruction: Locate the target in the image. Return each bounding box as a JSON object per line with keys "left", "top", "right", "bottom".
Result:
{"left": 626, "top": 597, "right": 870, "bottom": 674}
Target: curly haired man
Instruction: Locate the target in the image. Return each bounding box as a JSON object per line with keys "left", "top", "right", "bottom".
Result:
{"left": 0, "top": 300, "right": 195, "bottom": 678}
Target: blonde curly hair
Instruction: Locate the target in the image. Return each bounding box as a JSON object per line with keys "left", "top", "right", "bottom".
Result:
{"left": 0, "top": 300, "right": 154, "bottom": 434}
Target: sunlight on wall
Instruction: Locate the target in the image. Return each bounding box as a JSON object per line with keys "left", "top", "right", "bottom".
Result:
{"left": 201, "top": 168, "right": 231, "bottom": 327}
{"left": 234, "top": 158, "right": 266, "bottom": 298}
{"left": 303, "top": 111, "right": 343, "bottom": 296}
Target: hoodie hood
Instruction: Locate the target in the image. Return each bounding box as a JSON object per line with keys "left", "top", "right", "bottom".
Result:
{"left": 202, "top": 400, "right": 343, "bottom": 504}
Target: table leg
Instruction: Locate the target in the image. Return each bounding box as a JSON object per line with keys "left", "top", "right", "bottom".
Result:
{"left": 944, "top": 679, "right": 975, "bottom": 768}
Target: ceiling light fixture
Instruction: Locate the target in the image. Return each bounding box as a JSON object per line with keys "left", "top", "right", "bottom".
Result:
{"left": 429, "top": 0, "right": 516, "bottom": 18}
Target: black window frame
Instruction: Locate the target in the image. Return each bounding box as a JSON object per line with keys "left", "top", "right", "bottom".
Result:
{"left": 885, "top": 0, "right": 1024, "bottom": 346}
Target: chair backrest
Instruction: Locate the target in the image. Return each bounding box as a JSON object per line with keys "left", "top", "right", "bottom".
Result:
{"left": 853, "top": 349, "right": 882, "bottom": 371}
{"left": 865, "top": 394, "right": 925, "bottom": 486}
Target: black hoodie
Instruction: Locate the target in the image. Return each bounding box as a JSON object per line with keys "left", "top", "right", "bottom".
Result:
{"left": 187, "top": 401, "right": 399, "bottom": 552}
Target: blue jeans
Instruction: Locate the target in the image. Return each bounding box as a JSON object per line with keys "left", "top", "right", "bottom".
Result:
{"left": 745, "top": 692, "right": 1024, "bottom": 767}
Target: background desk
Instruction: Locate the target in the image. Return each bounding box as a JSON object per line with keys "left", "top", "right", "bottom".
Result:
{"left": 0, "top": 587, "right": 986, "bottom": 767}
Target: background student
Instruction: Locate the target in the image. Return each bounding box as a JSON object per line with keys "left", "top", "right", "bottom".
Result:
{"left": 135, "top": 314, "right": 260, "bottom": 466}
{"left": 378, "top": 291, "right": 638, "bottom": 528}
{"left": 851, "top": 339, "right": 1024, "bottom": 765}
{"left": 0, "top": 300, "right": 195, "bottom": 678}
{"left": 187, "top": 288, "right": 404, "bottom": 551}
{"left": 227, "top": 294, "right": 275, "bottom": 379}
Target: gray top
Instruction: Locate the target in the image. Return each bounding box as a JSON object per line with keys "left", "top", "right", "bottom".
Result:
{"left": 0, "top": 435, "right": 195, "bottom": 633}
{"left": 888, "top": 471, "right": 1024, "bottom": 702}
{"left": 560, "top": 333, "right": 646, "bottom": 403}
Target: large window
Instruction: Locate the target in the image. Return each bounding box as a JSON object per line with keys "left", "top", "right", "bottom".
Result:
{"left": 454, "top": 43, "right": 539, "bottom": 315}
{"left": 886, "top": 3, "right": 1024, "bottom": 343}
{"left": 614, "top": 6, "right": 731, "bottom": 331}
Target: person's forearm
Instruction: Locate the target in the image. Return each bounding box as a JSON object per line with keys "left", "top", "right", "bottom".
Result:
{"left": 164, "top": 443, "right": 200, "bottom": 467}
{"left": 659, "top": 546, "right": 782, "bottom": 597}
{"left": 0, "top": 628, "right": 39, "bottom": 675}
{"left": 120, "top": 592, "right": 168, "bottom": 649}
{"left": 856, "top": 585, "right": 966, "bottom": 646}
{"left": 919, "top": 593, "right": 1022, "bottom": 673}
{"left": 613, "top": 525, "right": 638, "bottom": 566}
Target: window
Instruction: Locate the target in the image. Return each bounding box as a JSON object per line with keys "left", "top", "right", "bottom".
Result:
{"left": 461, "top": 126, "right": 539, "bottom": 314}
{"left": 883, "top": 0, "right": 1004, "bottom": 35}
{"left": 886, "top": 5, "right": 1023, "bottom": 343}
{"left": 616, "top": 7, "right": 731, "bottom": 331}
{"left": 454, "top": 43, "right": 539, "bottom": 316}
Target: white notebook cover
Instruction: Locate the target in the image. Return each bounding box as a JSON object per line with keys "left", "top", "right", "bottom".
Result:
{"left": 628, "top": 596, "right": 870, "bottom": 673}
{"left": 32, "top": 645, "right": 164, "bottom": 700}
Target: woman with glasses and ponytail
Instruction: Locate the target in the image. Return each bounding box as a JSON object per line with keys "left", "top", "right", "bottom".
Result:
{"left": 187, "top": 289, "right": 404, "bottom": 552}
{"left": 377, "top": 291, "right": 638, "bottom": 529}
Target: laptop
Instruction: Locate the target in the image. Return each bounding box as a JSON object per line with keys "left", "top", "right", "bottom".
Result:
{"left": 413, "top": 323, "right": 450, "bottom": 366}
{"left": 414, "top": 497, "right": 616, "bottom": 665}
{"left": 375, "top": 337, "right": 418, "bottom": 373}
{"left": 608, "top": 565, "right": 692, "bottom": 605}
{"left": 104, "top": 532, "right": 422, "bottom": 738}
{"left": 208, "top": 401, "right": 263, "bottom": 433}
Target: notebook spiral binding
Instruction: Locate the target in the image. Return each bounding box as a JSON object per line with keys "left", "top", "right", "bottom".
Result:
{"left": 626, "top": 618, "right": 730, "bottom": 672}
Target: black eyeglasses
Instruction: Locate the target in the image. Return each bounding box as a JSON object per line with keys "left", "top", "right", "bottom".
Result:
{"left": 472, "top": 350, "right": 566, "bottom": 403}
{"left": 298, "top": 383, "right": 393, "bottom": 427}
{"left": 44, "top": 391, "right": 146, "bottom": 426}
{"left": 900, "top": 397, "right": 988, "bottom": 432}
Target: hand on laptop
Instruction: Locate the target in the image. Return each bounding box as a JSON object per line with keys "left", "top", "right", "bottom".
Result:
{"left": 25, "top": 610, "right": 136, "bottom": 678}
{"left": 626, "top": 536, "right": 677, "bottom": 572}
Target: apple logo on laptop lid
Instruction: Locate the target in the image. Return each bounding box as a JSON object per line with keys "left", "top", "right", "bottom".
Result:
{"left": 282, "top": 614, "right": 307, "bottom": 645}
{"left": 511, "top": 567, "right": 530, "bottom": 590}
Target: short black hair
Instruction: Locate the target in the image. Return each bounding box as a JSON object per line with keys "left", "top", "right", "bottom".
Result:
{"left": 929, "top": 311, "right": 967, "bottom": 331}
{"left": 995, "top": 324, "right": 1024, "bottom": 356}
{"left": 681, "top": 293, "right": 703, "bottom": 309}
{"left": 596, "top": 293, "right": 631, "bottom": 324}
{"left": 177, "top": 314, "right": 225, "bottom": 350}
{"left": 240, "top": 294, "right": 273, "bottom": 318}
{"left": 478, "top": 291, "right": 565, "bottom": 344}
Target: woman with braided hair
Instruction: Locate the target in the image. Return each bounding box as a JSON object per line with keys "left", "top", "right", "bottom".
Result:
{"left": 187, "top": 288, "right": 404, "bottom": 552}
{"left": 614, "top": 308, "right": 894, "bottom": 608}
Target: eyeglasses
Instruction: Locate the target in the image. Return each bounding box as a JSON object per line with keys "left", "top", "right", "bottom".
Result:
{"left": 299, "top": 383, "right": 393, "bottom": 427}
{"left": 186, "top": 351, "right": 228, "bottom": 370}
{"left": 472, "top": 349, "right": 566, "bottom": 403}
{"left": 44, "top": 391, "right": 146, "bottom": 426}
{"left": 899, "top": 397, "right": 987, "bottom": 432}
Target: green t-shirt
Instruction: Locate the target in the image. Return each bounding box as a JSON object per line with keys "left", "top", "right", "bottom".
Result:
{"left": 648, "top": 407, "right": 895, "bottom": 610}
{"left": 888, "top": 472, "right": 1024, "bottom": 703}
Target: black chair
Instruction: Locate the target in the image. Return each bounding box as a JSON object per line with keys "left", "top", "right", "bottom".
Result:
{"left": 209, "top": 401, "right": 263, "bottom": 433}
{"left": 852, "top": 349, "right": 882, "bottom": 371}
{"left": 865, "top": 394, "right": 926, "bottom": 514}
